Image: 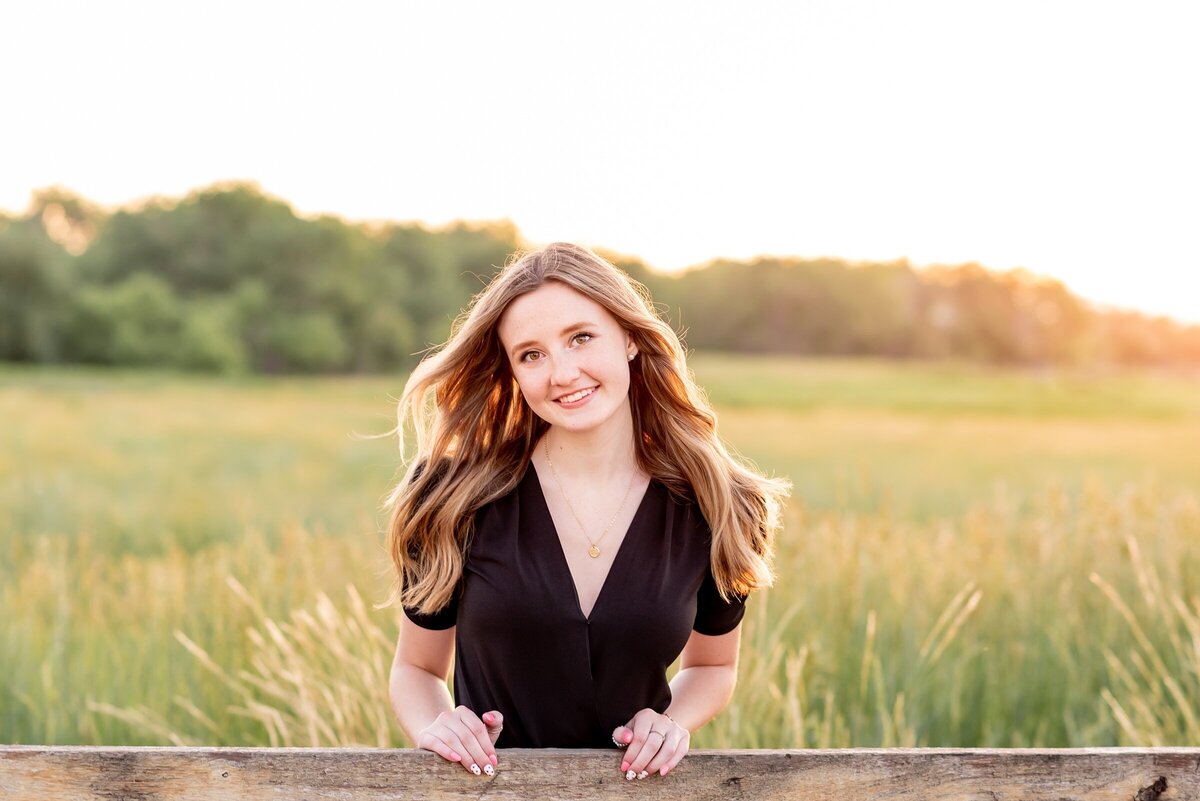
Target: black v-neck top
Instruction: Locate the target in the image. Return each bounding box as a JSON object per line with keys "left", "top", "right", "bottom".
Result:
{"left": 402, "top": 464, "right": 748, "bottom": 748}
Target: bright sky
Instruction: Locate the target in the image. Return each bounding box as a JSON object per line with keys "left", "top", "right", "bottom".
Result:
{"left": 4, "top": 1, "right": 1198, "bottom": 322}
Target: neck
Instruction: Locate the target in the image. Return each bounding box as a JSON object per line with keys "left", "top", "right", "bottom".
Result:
{"left": 541, "top": 403, "right": 638, "bottom": 483}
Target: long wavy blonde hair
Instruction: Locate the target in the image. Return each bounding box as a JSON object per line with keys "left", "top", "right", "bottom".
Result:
{"left": 386, "top": 242, "right": 789, "bottom": 615}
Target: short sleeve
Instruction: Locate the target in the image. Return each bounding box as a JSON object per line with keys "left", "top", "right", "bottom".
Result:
{"left": 402, "top": 589, "right": 459, "bottom": 630}
{"left": 693, "top": 560, "right": 748, "bottom": 635}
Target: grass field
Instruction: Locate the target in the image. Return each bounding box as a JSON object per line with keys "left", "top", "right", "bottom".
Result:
{"left": 2, "top": 356, "right": 1199, "bottom": 748}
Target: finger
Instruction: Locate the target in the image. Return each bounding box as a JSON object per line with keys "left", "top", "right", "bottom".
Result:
{"left": 660, "top": 736, "right": 690, "bottom": 776}
{"left": 482, "top": 710, "right": 504, "bottom": 751}
{"left": 644, "top": 731, "right": 685, "bottom": 775}
{"left": 448, "top": 705, "right": 494, "bottom": 762}
{"left": 621, "top": 714, "right": 655, "bottom": 773}
{"left": 482, "top": 712, "right": 503, "bottom": 766}
{"left": 458, "top": 709, "right": 499, "bottom": 764}
{"left": 460, "top": 709, "right": 494, "bottom": 767}
{"left": 444, "top": 716, "right": 491, "bottom": 775}
{"left": 627, "top": 730, "right": 665, "bottom": 775}
{"left": 611, "top": 725, "right": 632, "bottom": 748}
{"left": 416, "top": 731, "right": 462, "bottom": 765}
{"left": 442, "top": 732, "right": 479, "bottom": 775}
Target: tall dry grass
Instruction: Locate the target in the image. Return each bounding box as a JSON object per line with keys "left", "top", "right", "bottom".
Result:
{"left": 1091, "top": 535, "right": 1200, "bottom": 745}
{"left": 89, "top": 577, "right": 400, "bottom": 748}
{"left": 14, "top": 479, "right": 1190, "bottom": 749}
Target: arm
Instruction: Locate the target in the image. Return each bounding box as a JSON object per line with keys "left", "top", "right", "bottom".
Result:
{"left": 388, "top": 616, "right": 456, "bottom": 742}
{"left": 389, "top": 616, "right": 503, "bottom": 775}
{"left": 664, "top": 624, "right": 741, "bottom": 730}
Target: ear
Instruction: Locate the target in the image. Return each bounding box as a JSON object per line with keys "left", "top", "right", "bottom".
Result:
{"left": 625, "top": 332, "right": 638, "bottom": 360}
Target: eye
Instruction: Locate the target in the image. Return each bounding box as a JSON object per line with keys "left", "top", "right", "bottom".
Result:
{"left": 571, "top": 332, "right": 594, "bottom": 346}
{"left": 520, "top": 350, "right": 543, "bottom": 363}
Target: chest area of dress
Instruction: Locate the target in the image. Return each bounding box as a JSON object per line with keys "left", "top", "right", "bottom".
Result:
{"left": 458, "top": 477, "right": 711, "bottom": 640}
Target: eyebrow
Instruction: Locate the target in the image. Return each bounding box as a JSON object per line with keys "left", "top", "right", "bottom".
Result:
{"left": 508, "top": 322, "right": 599, "bottom": 356}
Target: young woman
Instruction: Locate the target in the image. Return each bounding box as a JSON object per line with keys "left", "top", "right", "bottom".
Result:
{"left": 386, "top": 242, "right": 787, "bottom": 781}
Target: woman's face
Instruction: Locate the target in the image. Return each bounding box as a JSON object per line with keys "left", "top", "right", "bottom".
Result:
{"left": 497, "top": 281, "right": 638, "bottom": 436}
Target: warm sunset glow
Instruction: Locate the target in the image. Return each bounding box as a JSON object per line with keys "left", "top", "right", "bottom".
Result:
{"left": 3, "top": 1, "right": 1197, "bottom": 322}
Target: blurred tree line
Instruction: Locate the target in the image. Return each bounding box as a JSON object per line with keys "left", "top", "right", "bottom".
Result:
{"left": 2, "top": 183, "right": 1197, "bottom": 373}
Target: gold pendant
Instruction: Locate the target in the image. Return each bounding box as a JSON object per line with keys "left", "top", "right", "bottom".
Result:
{"left": 588, "top": 545, "right": 601, "bottom": 558}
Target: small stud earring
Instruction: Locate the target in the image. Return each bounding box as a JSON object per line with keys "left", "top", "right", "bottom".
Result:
{"left": 627, "top": 353, "right": 635, "bottom": 361}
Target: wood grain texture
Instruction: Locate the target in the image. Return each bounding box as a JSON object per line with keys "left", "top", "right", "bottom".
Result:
{"left": 2, "top": 747, "right": 1198, "bottom": 801}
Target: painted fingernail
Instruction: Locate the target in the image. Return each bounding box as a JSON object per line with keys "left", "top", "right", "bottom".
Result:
{"left": 621, "top": 762, "right": 629, "bottom": 772}
{"left": 489, "top": 754, "right": 498, "bottom": 766}
{"left": 638, "top": 770, "right": 648, "bottom": 780}
{"left": 450, "top": 751, "right": 461, "bottom": 761}
{"left": 483, "top": 764, "right": 495, "bottom": 776}
{"left": 661, "top": 767, "right": 669, "bottom": 776}
{"left": 626, "top": 769, "right": 636, "bottom": 781}
{"left": 470, "top": 763, "right": 481, "bottom": 775}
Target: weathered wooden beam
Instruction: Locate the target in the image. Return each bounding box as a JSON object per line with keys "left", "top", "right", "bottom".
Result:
{"left": 1, "top": 746, "right": 1197, "bottom": 801}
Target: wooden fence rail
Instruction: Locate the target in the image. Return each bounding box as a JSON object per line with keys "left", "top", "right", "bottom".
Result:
{"left": 2, "top": 746, "right": 1199, "bottom": 800}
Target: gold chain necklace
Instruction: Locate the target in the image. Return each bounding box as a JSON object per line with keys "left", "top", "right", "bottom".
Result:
{"left": 543, "top": 438, "right": 638, "bottom": 559}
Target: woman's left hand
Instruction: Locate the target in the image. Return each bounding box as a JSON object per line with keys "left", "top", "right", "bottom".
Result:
{"left": 612, "top": 708, "right": 690, "bottom": 779}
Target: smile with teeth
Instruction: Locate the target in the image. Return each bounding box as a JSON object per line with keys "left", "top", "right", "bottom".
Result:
{"left": 556, "top": 387, "right": 596, "bottom": 404}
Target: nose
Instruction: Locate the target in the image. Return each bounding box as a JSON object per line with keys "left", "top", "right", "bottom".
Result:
{"left": 549, "top": 351, "right": 581, "bottom": 386}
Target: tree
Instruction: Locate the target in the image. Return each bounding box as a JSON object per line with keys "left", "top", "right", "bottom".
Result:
{"left": 0, "top": 219, "right": 71, "bottom": 361}
{"left": 26, "top": 187, "right": 106, "bottom": 255}
{"left": 59, "top": 273, "right": 183, "bottom": 365}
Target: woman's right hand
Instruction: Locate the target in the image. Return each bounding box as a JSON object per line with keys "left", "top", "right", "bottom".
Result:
{"left": 416, "top": 706, "right": 504, "bottom": 775}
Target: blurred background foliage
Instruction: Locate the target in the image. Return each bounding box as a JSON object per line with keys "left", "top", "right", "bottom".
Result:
{"left": 3, "top": 182, "right": 1198, "bottom": 374}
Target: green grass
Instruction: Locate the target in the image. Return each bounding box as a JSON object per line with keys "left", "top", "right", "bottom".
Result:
{"left": 2, "top": 357, "right": 1199, "bottom": 747}
{"left": 691, "top": 352, "right": 1200, "bottom": 418}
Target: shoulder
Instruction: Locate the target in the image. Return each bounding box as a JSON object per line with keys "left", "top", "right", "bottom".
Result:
{"left": 473, "top": 461, "right": 534, "bottom": 524}
{"left": 407, "top": 456, "right": 532, "bottom": 533}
